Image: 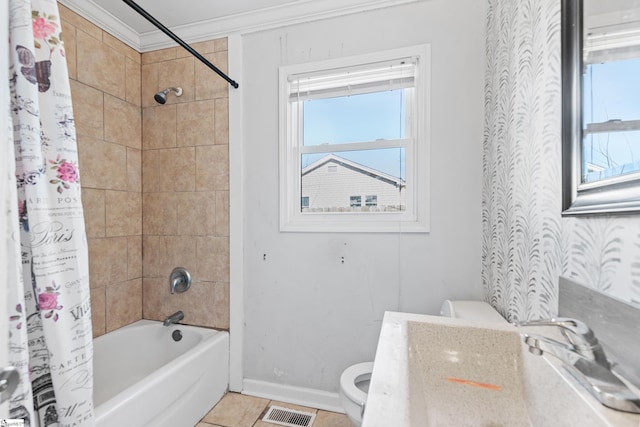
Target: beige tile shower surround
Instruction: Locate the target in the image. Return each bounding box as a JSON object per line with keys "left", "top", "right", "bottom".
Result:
{"left": 59, "top": 4, "right": 230, "bottom": 337}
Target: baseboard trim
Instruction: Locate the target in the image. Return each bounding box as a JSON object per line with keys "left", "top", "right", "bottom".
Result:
{"left": 242, "top": 379, "right": 344, "bottom": 413}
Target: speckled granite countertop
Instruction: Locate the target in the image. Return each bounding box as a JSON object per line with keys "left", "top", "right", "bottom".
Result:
{"left": 362, "top": 312, "right": 640, "bottom": 427}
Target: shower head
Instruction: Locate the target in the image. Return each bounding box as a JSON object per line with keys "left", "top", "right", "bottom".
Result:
{"left": 154, "top": 87, "right": 183, "bottom": 104}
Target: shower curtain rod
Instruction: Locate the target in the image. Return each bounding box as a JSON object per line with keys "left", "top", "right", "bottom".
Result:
{"left": 122, "top": 0, "right": 239, "bottom": 89}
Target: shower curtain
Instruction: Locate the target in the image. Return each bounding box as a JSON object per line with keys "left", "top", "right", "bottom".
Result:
{"left": 5, "top": 0, "right": 94, "bottom": 425}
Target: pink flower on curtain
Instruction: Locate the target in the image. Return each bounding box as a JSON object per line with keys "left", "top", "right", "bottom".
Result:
{"left": 49, "top": 155, "right": 79, "bottom": 193}
{"left": 38, "top": 282, "right": 63, "bottom": 322}
{"left": 56, "top": 161, "right": 78, "bottom": 183}
{"left": 32, "top": 17, "right": 57, "bottom": 40}
{"left": 31, "top": 11, "right": 62, "bottom": 57}
{"left": 39, "top": 293, "right": 59, "bottom": 310}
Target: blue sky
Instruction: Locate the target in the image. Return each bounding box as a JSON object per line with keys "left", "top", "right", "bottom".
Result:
{"left": 301, "top": 89, "right": 407, "bottom": 179}
{"left": 584, "top": 58, "right": 640, "bottom": 121}
{"left": 583, "top": 58, "right": 640, "bottom": 174}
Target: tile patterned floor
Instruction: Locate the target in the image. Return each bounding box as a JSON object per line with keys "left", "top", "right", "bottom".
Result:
{"left": 197, "top": 392, "right": 352, "bottom": 427}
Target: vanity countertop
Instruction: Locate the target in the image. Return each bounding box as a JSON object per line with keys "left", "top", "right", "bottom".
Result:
{"left": 363, "top": 311, "right": 640, "bottom": 427}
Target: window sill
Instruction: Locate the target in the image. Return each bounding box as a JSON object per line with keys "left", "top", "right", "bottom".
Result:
{"left": 279, "top": 213, "right": 429, "bottom": 233}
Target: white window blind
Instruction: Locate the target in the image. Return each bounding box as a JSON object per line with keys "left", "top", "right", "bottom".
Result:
{"left": 584, "top": 7, "right": 640, "bottom": 64}
{"left": 288, "top": 59, "right": 417, "bottom": 101}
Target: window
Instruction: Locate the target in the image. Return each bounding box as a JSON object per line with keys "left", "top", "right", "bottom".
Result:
{"left": 580, "top": 4, "right": 640, "bottom": 184}
{"left": 279, "top": 45, "right": 430, "bottom": 232}
{"left": 582, "top": 60, "right": 640, "bottom": 183}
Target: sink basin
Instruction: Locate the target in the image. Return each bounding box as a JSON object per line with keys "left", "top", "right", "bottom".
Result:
{"left": 363, "top": 312, "right": 640, "bottom": 427}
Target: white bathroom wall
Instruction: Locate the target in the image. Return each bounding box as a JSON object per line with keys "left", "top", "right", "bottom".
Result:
{"left": 240, "top": 0, "right": 486, "bottom": 402}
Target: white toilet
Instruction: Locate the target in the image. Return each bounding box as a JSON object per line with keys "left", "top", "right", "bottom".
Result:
{"left": 338, "top": 300, "right": 506, "bottom": 426}
{"left": 339, "top": 361, "right": 373, "bottom": 426}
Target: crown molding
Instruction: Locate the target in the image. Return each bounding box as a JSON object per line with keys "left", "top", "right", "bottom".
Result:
{"left": 58, "top": 0, "right": 419, "bottom": 52}
{"left": 58, "top": 0, "right": 141, "bottom": 50}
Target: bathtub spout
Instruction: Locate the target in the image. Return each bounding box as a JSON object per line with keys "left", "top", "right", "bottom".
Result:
{"left": 163, "top": 311, "right": 184, "bottom": 326}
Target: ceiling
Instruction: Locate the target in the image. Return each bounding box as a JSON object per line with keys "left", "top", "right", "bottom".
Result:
{"left": 58, "top": 0, "right": 418, "bottom": 51}
{"left": 89, "top": 0, "right": 302, "bottom": 34}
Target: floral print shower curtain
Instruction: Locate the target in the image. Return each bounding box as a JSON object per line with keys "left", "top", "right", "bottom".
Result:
{"left": 6, "top": 0, "right": 94, "bottom": 425}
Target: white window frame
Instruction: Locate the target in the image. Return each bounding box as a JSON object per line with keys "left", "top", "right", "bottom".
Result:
{"left": 279, "top": 45, "right": 431, "bottom": 233}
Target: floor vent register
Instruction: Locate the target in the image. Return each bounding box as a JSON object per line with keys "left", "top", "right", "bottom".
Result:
{"left": 262, "top": 405, "right": 316, "bottom": 427}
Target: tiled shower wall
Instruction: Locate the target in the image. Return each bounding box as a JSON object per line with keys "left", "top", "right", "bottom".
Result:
{"left": 140, "top": 43, "right": 230, "bottom": 329}
{"left": 59, "top": 4, "right": 229, "bottom": 336}
{"left": 60, "top": 5, "right": 143, "bottom": 337}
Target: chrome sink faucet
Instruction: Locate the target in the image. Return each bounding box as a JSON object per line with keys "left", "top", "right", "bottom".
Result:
{"left": 163, "top": 310, "right": 184, "bottom": 326}
{"left": 515, "top": 317, "right": 640, "bottom": 414}
{"left": 516, "top": 317, "right": 610, "bottom": 367}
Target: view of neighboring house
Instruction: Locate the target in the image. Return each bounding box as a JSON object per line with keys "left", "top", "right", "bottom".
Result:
{"left": 301, "top": 154, "right": 405, "bottom": 212}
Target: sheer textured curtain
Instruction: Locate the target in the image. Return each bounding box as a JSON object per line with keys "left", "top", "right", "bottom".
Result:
{"left": 6, "top": 0, "right": 93, "bottom": 425}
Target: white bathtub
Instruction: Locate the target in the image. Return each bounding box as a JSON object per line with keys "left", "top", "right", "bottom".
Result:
{"left": 93, "top": 320, "right": 229, "bottom": 427}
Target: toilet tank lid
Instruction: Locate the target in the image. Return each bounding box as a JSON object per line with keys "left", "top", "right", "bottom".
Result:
{"left": 440, "top": 300, "right": 506, "bottom": 323}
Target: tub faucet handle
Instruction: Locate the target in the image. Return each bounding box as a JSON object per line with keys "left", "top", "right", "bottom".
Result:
{"left": 169, "top": 267, "right": 192, "bottom": 294}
